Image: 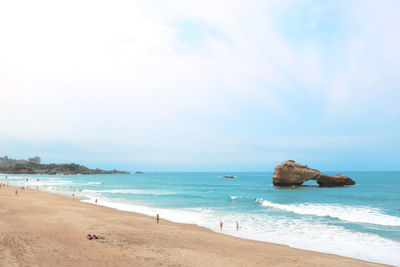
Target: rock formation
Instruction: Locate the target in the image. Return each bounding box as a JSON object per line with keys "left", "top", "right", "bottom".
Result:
{"left": 272, "top": 160, "right": 355, "bottom": 187}
{"left": 317, "top": 174, "right": 356, "bottom": 187}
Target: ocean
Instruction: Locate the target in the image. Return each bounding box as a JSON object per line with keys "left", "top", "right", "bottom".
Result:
{"left": 3, "top": 171, "right": 400, "bottom": 266}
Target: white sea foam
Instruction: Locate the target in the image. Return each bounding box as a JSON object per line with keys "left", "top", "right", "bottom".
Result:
{"left": 229, "top": 196, "right": 241, "bottom": 200}
{"left": 4, "top": 177, "right": 74, "bottom": 188}
{"left": 254, "top": 198, "right": 263, "bottom": 204}
{"left": 261, "top": 200, "right": 400, "bottom": 226}
{"left": 88, "top": 182, "right": 102, "bottom": 185}
{"left": 81, "top": 189, "right": 177, "bottom": 195}
{"left": 221, "top": 213, "right": 400, "bottom": 266}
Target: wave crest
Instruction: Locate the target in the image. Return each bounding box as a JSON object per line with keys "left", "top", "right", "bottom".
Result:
{"left": 82, "top": 189, "right": 177, "bottom": 195}
{"left": 261, "top": 200, "right": 400, "bottom": 226}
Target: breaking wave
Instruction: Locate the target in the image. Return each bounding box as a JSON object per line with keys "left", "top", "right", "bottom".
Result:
{"left": 82, "top": 189, "right": 177, "bottom": 195}
{"left": 261, "top": 200, "right": 400, "bottom": 226}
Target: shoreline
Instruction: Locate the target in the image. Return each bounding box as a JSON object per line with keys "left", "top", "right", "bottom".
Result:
{"left": 0, "top": 184, "right": 393, "bottom": 266}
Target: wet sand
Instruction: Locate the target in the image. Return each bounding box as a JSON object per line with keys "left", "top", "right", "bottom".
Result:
{"left": 0, "top": 185, "right": 391, "bottom": 266}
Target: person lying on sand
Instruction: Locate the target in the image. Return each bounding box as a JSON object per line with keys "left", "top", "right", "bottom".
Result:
{"left": 87, "top": 234, "right": 105, "bottom": 240}
{"left": 93, "top": 234, "right": 105, "bottom": 240}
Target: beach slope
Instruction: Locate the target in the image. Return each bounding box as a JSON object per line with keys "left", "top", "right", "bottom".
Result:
{"left": 0, "top": 186, "right": 391, "bottom": 267}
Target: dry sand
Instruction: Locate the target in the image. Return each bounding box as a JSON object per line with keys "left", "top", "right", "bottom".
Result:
{"left": 0, "top": 185, "right": 391, "bottom": 267}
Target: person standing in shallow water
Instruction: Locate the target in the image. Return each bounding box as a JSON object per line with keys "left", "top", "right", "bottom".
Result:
{"left": 156, "top": 214, "right": 160, "bottom": 224}
{"left": 220, "top": 221, "right": 223, "bottom": 231}
{"left": 236, "top": 221, "right": 239, "bottom": 231}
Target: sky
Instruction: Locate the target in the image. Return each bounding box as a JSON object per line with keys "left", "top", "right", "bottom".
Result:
{"left": 0, "top": 0, "right": 399, "bottom": 172}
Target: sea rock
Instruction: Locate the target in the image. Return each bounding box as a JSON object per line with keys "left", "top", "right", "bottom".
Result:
{"left": 317, "top": 174, "right": 355, "bottom": 187}
{"left": 272, "top": 160, "right": 355, "bottom": 187}
{"left": 272, "top": 160, "right": 320, "bottom": 186}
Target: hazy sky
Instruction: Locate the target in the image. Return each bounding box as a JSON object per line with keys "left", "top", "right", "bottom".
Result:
{"left": 1, "top": 0, "right": 399, "bottom": 171}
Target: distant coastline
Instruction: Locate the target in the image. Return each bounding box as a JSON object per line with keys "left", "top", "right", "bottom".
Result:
{"left": 0, "top": 156, "right": 129, "bottom": 175}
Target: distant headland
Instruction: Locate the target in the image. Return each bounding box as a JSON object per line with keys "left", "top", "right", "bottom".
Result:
{"left": 0, "top": 156, "right": 130, "bottom": 175}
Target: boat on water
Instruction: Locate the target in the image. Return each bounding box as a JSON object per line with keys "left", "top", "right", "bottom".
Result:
{"left": 222, "top": 175, "right": 236, "bottom": 179}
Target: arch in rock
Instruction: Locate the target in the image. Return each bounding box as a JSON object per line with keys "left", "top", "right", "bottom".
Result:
{"left": 272, "top": 160, "right": 355, "bottom": 187}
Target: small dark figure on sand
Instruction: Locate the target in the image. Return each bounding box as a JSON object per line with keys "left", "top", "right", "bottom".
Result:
{"left": 15, "top": 189, "right": 18, "bottom": 195}
{"left": 156, "top": 214, "right": 160, "bottom": 224}
{"left": 220, "top": 221, "right": 223, "bottom": 231}
{"left": 87, "top": 234, "right": 105, "bottom": 240}
{"left": 93, "top": 234, "right": 104, "bottom": 240}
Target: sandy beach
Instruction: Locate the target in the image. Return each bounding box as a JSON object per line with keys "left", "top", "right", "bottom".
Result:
{"left": 0, "top": 185, "right": 391, "bottom": 267}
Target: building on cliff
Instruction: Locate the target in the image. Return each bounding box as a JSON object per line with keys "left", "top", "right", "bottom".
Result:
{"left": 28, "top": 156, "right": 41, "bottom": 164}
{"left": 0, "top": 156, "right": 41, "bottom": 168}
{"left": 0, "top": 156, "right": 14, "bottom": 168}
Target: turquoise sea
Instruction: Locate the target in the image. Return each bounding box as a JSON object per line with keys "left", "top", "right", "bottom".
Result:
{"left": 3, "top": 172, "right": 400, "bottom": 266}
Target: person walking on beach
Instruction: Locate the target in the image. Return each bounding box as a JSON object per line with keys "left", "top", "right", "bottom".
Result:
{"left": 15, "top": 189, "right": 18, "bottom": 195}
{"left": 156, "top": 214, "right": 160, "bottom": 224}
{"left": 220, "top": 221, "right": 223, "bottom": 231}
{"left": 236, "top": 221, "right": 239, "bottom": 231}
{"left": 95, "top": 199, "right": 98, "bottom": 204}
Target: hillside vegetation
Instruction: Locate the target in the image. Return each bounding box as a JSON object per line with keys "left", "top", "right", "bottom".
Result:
{"left": 0, "top": 162, "right": 129, "bottom": 175}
